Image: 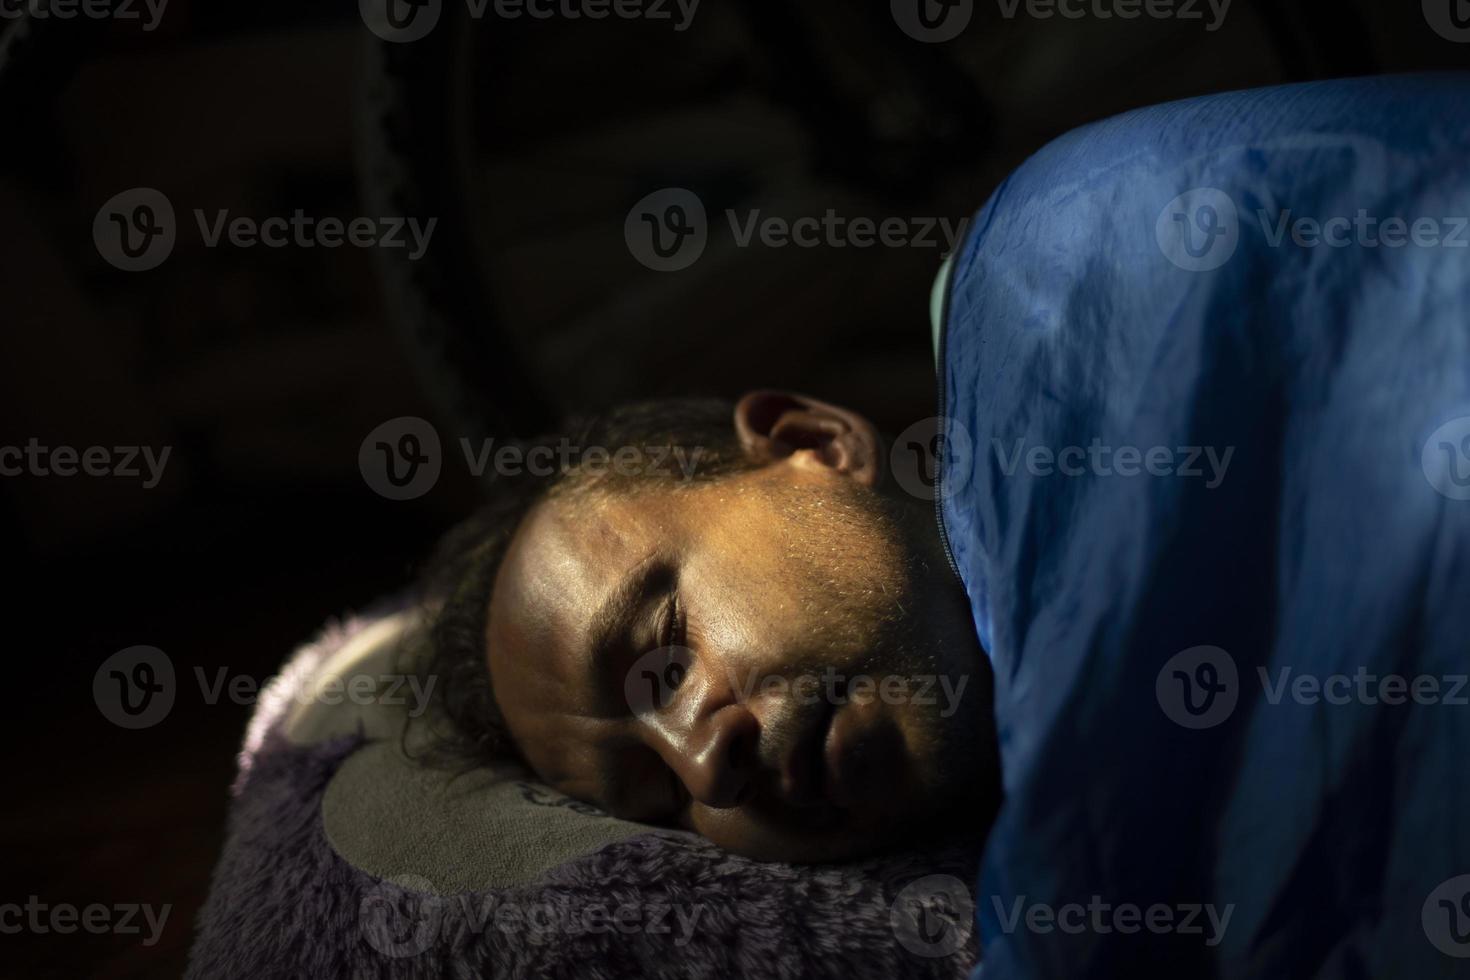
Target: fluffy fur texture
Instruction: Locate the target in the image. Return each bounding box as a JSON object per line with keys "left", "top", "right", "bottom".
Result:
{"left": 187, "top": 614, "right": 981, "bottom": 979}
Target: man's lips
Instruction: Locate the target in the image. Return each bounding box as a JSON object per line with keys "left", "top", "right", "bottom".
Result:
{"left": 822, "top": 697, "right": 905, "bottom": 809}
{"left": 772, "top": 693, "right": 911, "bottom": 811}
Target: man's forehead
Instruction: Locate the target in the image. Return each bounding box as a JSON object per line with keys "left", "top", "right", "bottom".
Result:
{"left": 487, "top": 495, "right": 648, "bottom": 798}
{"left": 489, "top": 495, "right": 638, "bottom": 712}
{"left": 511, "top": 498, "right": 628, "bottom": 610}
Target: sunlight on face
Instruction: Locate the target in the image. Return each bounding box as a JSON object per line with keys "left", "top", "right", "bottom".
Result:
{"left": 487, "top": 462, "right": 994, "bottom": 862}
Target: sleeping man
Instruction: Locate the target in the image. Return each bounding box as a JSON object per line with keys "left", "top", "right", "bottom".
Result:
{"left": 418, "top": 392, "right": 1000, "bottom": 864}
{"left": 413, "top": 72, "right": 1470, "bottom": 978}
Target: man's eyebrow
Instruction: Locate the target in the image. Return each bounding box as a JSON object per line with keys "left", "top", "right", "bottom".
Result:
{"left": 586, "top": 552, "right": 668, "bottom": 692}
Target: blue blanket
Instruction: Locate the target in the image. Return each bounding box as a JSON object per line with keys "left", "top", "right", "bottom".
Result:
{"left": 939, "top": 73, "right": 1470, "bottom": 979}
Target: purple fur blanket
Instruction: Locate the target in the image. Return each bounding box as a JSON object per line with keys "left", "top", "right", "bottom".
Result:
{"left": 186, "top": 612, "right": 982, "bottom": 979}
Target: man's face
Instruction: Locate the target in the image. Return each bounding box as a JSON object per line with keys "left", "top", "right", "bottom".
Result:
{"left": 485, "top": 394, "right": 993, "bottom": 862}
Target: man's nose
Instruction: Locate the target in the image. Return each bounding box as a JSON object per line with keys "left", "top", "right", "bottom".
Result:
{"left": 642, "top": 667, "right": 759, "bottom": 809}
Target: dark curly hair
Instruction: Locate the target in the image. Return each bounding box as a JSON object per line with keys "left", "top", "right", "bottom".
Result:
{"left": 406, "top": 397, "right": 755, "bottom": 768}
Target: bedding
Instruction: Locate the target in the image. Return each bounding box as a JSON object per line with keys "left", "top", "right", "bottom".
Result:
{"left": 939, "top": 73, "right": 1470, "bottom": 978}
{"left": 186, "top": 604, "right": 981, "bottom": 978}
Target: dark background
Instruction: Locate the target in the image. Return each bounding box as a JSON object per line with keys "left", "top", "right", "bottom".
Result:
{"left": 2, "top": 1, "right": 1464, "bottom": 976}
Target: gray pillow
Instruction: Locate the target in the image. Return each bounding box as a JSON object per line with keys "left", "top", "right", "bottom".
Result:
{"left": 187, "top": 604, "right": 982, "bottom": 978}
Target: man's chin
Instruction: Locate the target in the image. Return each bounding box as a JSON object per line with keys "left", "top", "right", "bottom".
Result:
{"left": 696, "top": 821, "right": 890, "bottom": 864}
{"left": 689, "top": 787, "right": 964, "bottom": 864}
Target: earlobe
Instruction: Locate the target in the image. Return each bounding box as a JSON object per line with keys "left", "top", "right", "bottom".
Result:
{"left": 732, "top": 390, "right": 881, "bottom": 486}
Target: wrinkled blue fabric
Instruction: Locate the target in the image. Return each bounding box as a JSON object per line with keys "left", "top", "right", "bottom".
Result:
{"left": 940, "top": 74, "right": 1470, "bottom": 979}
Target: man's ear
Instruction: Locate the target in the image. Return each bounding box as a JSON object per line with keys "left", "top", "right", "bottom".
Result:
{"left": 733, "top": 390, "right": 881, "bottom": 486}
